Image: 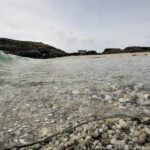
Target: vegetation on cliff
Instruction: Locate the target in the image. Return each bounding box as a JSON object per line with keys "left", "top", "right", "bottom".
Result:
{"left": 0, "top": 38, "right": 66, "bottom": 58}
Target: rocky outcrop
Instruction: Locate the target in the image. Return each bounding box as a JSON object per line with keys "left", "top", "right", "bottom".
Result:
{"left": 102, "top": 47, "right": 150, "bottom": 54}
{"left": 69, "top": 50, "right": 97, "bottom": 56}
{"left": 0, "top": 38, "right": 66, "bottom": 58}
{"left": 102, "top": 48, "right": 122, "bottom": 54}
{"left": 124, "top": 46, "right": 150, "bottom": 53}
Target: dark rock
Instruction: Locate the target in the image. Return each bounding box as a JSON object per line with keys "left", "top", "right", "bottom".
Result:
{"left": 102, "top": 46, "right": 150, "bottom": 54}
{"left": 78, "top": 50, "right": 87, "bottom": 55}
{"left": 0, "top": 38, "right": 66, "bottom": 59}
{"left": 102, "top": 48, "right": 123, "bottom": 54}
{"left": 124, "top": 46, "right": 150, "bottom": 53}
{"left": 87, "top": 50, "right": 97, "bottom": 55}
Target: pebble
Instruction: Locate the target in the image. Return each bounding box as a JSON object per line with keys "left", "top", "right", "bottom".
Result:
{"left": 104, "top": 95, "right": 112, "bottom": 101}
{"left": 144, "top": 94, "right": 150, "bottom": 99}
{"left": 106, "top": 144, "right": 113, "bottom": 149}
{"left": 85, "top": 136, "right": 91, "bottom": 141}
{"left": 99, "top": 128, "right": 103, "bottom": 133}
{"left": 19, "top": 139, "right": 27, "bottom": 144}
{"left": 72, "top": 90, "right": 80, "bottom": 95}
{"left": 119, "top": 98, "right": 125, "bottom": 103}
{"left": 119, "top": 119, "right": 128, "bottom": 129}
{"left": 137, "top": 132, "right": 147, "bottom": 144}
{"left": 39, "top": 116, "right": 150, "bottom": 150}
{"left": 144, "top": 127, "right": 150, "bottom": 135}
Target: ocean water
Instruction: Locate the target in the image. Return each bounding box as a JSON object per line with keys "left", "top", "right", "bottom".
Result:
{"left": 0, "top": 51, "right": 150, "bottom": 147}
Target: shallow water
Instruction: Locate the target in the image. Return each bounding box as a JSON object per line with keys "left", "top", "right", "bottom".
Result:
{"left": 0, "top": 52, "right": 150, "bottom": 148}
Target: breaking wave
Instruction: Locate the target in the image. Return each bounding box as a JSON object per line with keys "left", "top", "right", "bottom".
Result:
{"left": 0, "top": 50, "right": 30, "bottom": 64}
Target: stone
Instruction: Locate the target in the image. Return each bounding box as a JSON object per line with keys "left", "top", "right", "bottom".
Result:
{"left": 85, "top": 136, "right": 92, "bottom": 141}
{"left": 92, "top": 129, "right": 99, "bottom": 138}
{"left": 144, "top": 127, "right": 150, "bottom": 135}
{"left": 72, "top": 90, "right": 80, "bottom": 95}
{"left": 101, "top": 133, "right": 109, "bottom": 139}
{"left": 119, "top": 98, "right": 125, "bottom": 103}
{"left": 124, "top": 145, "right": 129, "bottom": 150}
{"left": 76, "top": 127, "right": 83, "bottom": 132}
{"left": 119, "top": 119, "right": 128, "bottom": 129}
{"left": 144, "top": 94, "right": 150, "bottom": 99}
{"left": 99, "top": 128, "right": 103, "bottom": 133}
{"left": 106, "top": 144, "right": 113, "bottom": 149}
{"left": 93, "top": 140, "right": 99, "bottom": 146}
{"left": 104, "top": 95, "right": 112, "bottom": 101}
{"left": 19, "top": 139, "right": 28, "bottom": 144}
{"left": 110, "top": 138, "right": 116, "bottom": 144}
{"left": 92, "top": 95, "right": 98, "bottom": 99}
{"left": 137, "top": 132, "right": 147, "bottom": 144}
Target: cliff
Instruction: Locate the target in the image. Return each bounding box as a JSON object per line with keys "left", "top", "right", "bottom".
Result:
{"left": 0, "top": 38, "right": 66, "bottom": 58}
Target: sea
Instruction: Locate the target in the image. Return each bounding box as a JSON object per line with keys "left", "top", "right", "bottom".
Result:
{"left": 0, "top": 50, "right": 150, "bottom": 148}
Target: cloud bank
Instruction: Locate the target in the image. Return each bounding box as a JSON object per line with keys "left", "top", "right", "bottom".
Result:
{"left": 0, "top": 0, "right": 150, "bottom": 52}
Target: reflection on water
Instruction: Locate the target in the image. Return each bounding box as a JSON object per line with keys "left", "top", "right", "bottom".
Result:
{"left": 0, "top": 53, "right": 150, "bottom": 147}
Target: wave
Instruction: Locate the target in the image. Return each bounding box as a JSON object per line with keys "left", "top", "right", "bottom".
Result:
{"left": 0, "top": 50, "right": 28, "bottom": 64}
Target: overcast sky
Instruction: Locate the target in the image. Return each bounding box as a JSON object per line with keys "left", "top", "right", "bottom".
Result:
{"left": 0, "top": 0, "right": 150, "bottom": 52}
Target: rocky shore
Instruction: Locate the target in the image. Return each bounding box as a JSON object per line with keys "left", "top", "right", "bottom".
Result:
{"left": 0, "top": 38, "right": 150, "bottom": 59}
{"left": 0, "top": 51, "right": 150, "bottom": 150}
{"left": 5, "top": 82, "right": 150, "bottom": 150}
{"left": 28, "top": 117, "right": 150, "bottom": 150}
{"left": 0, "top": 38, "right": 66, "bottom": 59}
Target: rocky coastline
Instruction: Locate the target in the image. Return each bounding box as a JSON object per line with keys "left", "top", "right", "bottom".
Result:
{"left": 0, "top": 38, "right": 150, "bottom": 59}
{"left": 0, "top": 38, "right": 66, "bottom": 59}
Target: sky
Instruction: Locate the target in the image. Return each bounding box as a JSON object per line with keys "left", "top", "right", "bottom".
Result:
{"left": 0, "top": 0, "right": 150, "bottom": 52}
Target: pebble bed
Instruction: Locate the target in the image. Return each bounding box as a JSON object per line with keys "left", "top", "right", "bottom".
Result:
{"left": 0, "top": 54, "right": 150, "bottom": 149}
{"left": 18, "top": 82, "right": 150, "bottom": 150}
{"left": 21, "top": 117, "right": 150, "bottom": 150}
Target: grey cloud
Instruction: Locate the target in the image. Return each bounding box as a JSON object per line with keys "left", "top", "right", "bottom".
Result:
{"left": 0, "top": 0, "right": 150, "bottom": 52}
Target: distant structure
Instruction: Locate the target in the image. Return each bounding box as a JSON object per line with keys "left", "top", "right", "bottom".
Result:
{"left": 78, "top": 50, "right": 87, "bottom": 55}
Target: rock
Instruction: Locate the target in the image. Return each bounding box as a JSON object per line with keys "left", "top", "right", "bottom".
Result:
{"left": 95, "top": 145, "right": 102, "bottom": 149}
{"left": 40, "top": 127, "right": 51, "bottom": 137}
{"left": 0, "top": 140, "right": 8, "bottom": 150}
{"left": 51, "top": 120, "right": 56, "bottom": 123}
{"left": 72, "top": 90, "right": 80, "bottom": 95}
{"left": 144, "top": 94, "right": 150, "bottom": 99}
{"left": 101, "top": 133, "right": 109, "bottom": 139}
{"left": 104, "top": 95, "right": 112, "bottom": 101}
{"left": 99, "top": 128, "right": 103, "bottom": 133}
{"left": 0, "top": 38, "right": 66, "bottom": 59}
{"left": 85, "top": 136, "right": 92, "bottom": 141}
{"left": 119, "top": 98, "right": 125, "bottom": 103}
{"left": 106, "top": 144, "right": 113, "bottom": 149}
{"left": 91, "top": 95, "right": 98, "bottom": 99}
{"left": 143, "top": 108, "right": 150, "bottom": 114}
{"left": 134, "top": 84, "right": 144, "bottom": 91}
{"left": 119, "top": 119, "right": 128, "bottom": 129}
{"left": 144, "top": 127, "right": 150, "bottom": 135}
{"left": 92, "top": 129, "right": 99, "bottom": 138}
{"left": 19, "top": 139, "right": 28, "bottom": 144}
{"left": 124, "top": 145, "right": 129, "bottom": 150}
{"left": 93, "top": 140, "right": 99, "bottom": 146}
{"left": 102, "top": 48, "right": 122, "bottom": 54}
{"left": 76, "top": 127, "right": 83, "bottom": 132}
{"left": 110, "top": 138, "right": 116, "bottom": 144}
{"left": 137, "top": 132, "right": 147, "bottom": 144}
